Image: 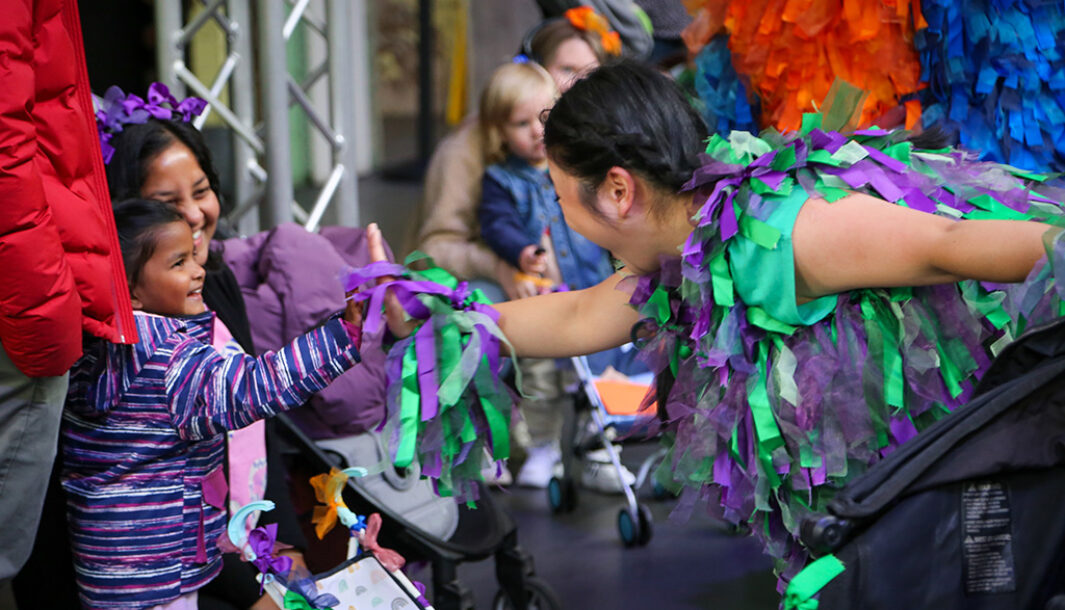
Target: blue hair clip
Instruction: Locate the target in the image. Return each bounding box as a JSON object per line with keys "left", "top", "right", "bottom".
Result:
{"left": 513, "top": 54, "right": 530, "bottom": 64}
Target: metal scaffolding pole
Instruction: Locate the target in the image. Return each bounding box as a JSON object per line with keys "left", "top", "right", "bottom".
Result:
{"left": 154, "top": 0, "right": 183, "bottom": 97}
{"left": 227, "top": 0, "right": 262, "bottom": 236}
{"left": 326, "top": 0, "right": 359, "bottom": 228}
{"left": 154, "top": 0, "right": 365, "bottom": 233}
{"left": 257, "top": 0, "right": 296, "bottom": 228}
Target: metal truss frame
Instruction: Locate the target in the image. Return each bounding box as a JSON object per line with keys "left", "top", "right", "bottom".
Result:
{"left": 155, "top": 0, "right": 360, "bottom": 234}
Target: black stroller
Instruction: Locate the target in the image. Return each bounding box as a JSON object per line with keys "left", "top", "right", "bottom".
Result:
{"left": 798, "top": 318, "right": 1065, "bottom": 609}
{"left": 273, "top": 414, "right": 561, "bottom": 610}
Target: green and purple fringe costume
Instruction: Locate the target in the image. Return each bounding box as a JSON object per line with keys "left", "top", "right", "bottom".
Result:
{"left": 345, "top": 111, "right": 1065, "bottom": 587}
{"left": 343, "top": 255, "right": 516, "bottom": 505}
{"left": 630, "top": 114, "right": 1065, "bottom": 584}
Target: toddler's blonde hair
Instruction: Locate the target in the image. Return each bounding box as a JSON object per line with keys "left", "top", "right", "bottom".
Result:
{"left": 479, "top": 61, "right": 558, "bottom": 165}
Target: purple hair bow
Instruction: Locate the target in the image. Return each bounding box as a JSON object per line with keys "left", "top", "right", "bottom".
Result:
{"left": 145, "top": 82, "right": 209, "bottom": 122}
{"left": 95, "top": 82, "right": 207, "bottom": 164}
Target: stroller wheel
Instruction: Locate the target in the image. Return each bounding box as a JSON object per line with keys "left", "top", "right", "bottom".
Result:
{"left": 492, "top": 576, "right": 562, "bottom": 610}
{"left": 547, "top": 476, "right": 577, "bottom": 514}
{"left": 618, "top": 504, "right": 654, "bottom": 547}
{"left": 636, "top": 503, "right": 653, "bottom": 545}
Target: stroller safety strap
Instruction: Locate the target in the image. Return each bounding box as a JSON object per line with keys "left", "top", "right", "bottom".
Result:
{"left": 784, "top": 555, "right": 846, "bottom": 610}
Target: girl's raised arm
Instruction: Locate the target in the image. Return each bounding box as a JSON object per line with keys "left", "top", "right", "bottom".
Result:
{"left": 366, "top": 223, "right": 637, "bottom": 358}
{"left": 792, "top": 193, "right": 1056, "bottom": 301}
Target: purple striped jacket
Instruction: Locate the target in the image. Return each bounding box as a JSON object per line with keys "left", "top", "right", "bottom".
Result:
{"left": 61, "top": 311, "right": 360, "bottom": 609}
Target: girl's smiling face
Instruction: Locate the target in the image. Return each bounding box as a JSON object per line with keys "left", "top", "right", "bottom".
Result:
{"left": 130, "top": 221, "right": 207, "bottom": 316}
{"left": 140, "top": 141, "right": 220, "bottom": 266}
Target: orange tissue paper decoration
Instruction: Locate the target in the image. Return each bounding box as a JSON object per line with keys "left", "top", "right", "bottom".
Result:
{"left": 565, "top": 6, "right": 623, "bottom": 55}
{"left": 683, "top": 0, "right": 926, "bottom": 132}
{"left": 309, "top": 468, "right": 347, "bottom": 540}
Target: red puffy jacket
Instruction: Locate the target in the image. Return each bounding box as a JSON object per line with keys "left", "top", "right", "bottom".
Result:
{"left": 0, "top": 0, "right": 136, "bottom": 377}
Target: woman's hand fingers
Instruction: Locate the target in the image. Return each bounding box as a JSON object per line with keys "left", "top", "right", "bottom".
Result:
{"left": 365, "top": 223, "right": 417, "bottom": 338}
{"left": 367, "top": 222, "right": 389, "bottom": 265}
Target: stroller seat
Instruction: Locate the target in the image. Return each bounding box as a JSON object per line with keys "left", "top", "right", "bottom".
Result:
{"left": 798, "top": 317, "right": 1065, "bottom": 609}
{"left": 316, "top": 431, "right": 460, "bottom": 542}
{"left": 274, "top": 414, "right": 561, "bottom": 610}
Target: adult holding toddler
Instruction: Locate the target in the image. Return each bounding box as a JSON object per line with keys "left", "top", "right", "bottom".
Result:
{"left": 100, "top": 86, "right": 319, "bottom": 610}
{"left": 413, "top": 7, "right": 619, "bottom": 301}
{"left": 475, "top": 60, "right": 640, "bottom": 489}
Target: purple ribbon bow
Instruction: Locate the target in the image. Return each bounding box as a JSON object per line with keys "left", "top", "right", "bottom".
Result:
{"left": 248, "top": 523, "right": 293, "bottom": 588}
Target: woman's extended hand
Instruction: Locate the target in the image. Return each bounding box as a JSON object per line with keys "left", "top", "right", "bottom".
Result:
{"left": 366, "top": 223, "right": 419, "bottom": 339}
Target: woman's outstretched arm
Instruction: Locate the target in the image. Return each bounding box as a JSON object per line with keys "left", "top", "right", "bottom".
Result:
{"left": 367, "top": 223, "right": 638, "bottom": 358}
{"left": 792, "top": 193, "right": 1056, "bottom": 301}
{"left": 493, "top": 273, "right": 639, "bottom": 358}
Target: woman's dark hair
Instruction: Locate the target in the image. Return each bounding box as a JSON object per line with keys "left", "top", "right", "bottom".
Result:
{"left": 907, "top": 124, "right": 952, "bottom": 151}
{"left": 113, "top": 198, "right": 185, "bottom": 288}
{"left": 105, "top": 119, "right": 223, "bottom": 208}
{"left": 544, "top": 59, "right": 708, "bottom": 219}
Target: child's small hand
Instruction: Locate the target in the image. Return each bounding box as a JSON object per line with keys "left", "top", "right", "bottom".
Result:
{"left": 343, "top": 288, "right": 364, "bottom": 326}
{"left": 518, "top": 245, "right": 547, "bottom": 275}
{"left": 342, "top": 287, "right": 365, "bottom": 349}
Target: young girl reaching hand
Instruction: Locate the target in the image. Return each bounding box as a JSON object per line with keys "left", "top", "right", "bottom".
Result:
{"left": 60, "top": 200, "right": 364, "bottom": 609}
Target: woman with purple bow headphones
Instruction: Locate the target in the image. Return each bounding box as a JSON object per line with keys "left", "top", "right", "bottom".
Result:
{"left": 51, "top": 85, "right": 370, "bottom": 610}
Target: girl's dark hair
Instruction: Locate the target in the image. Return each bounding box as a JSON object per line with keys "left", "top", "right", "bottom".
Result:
{"left": 113, "top": 198, "right": 185, "bottom": 288}
{"left": 105, "top": 119, "right": 223, "bottom": 208}
{"left": 544, "top": 59, "right": 708, "bottom": 218}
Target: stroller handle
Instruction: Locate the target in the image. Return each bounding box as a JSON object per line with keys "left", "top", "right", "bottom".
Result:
{"left": 336, "top": 467, "right": 368, "bottom": 529}
{"left": 227, "top": 500, "right": 276, "bottom": 556}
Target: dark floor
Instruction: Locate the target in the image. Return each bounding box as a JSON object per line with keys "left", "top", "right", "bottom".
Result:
{"left": 439, "top": 442, "right": 781, "bottom": 610}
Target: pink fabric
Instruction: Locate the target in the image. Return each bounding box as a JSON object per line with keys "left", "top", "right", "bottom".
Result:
{"left": 196, "top": 467, "right": 229, "bottom": 562}
{"left": 149, "top": 591, "right": 198, "bottom": 610}
{"left": 340, "top": 317, "right": 363, "bottom": 350}
{"left": 213, "top": 316, "right": 267, "bottom": 534}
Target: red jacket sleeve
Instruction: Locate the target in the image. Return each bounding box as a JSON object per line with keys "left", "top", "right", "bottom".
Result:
{"left": 0, "top": 0, "right": 83, "bottom": 377}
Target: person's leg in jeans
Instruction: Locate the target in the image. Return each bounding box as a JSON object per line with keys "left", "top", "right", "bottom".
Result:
{"left": 0, "top": 342, "right": 68, "bottom": 583}
{"left": 514, "top": 358, "right": 567, "bottom": 488}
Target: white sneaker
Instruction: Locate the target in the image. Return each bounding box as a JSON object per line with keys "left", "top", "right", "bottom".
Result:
{"left": 580, "top": 446, "right": 636, "bottom": 494}
{"left": 515, "top": 443, "right": 561, "bottom": 488}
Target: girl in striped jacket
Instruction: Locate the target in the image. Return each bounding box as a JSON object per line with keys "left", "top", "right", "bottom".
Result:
{"left": 60, "top": 200, "right": 365, "bottom": 609}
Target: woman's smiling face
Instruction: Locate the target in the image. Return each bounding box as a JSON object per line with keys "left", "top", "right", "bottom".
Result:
{"left": 140, "top": 140, "right": 220, "bottom": 267}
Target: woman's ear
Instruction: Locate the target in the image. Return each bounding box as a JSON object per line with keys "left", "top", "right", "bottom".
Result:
{"left": 600, "top": 166, "right": 637, "bottom": 219}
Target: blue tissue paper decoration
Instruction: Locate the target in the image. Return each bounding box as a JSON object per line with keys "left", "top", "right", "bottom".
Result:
{"left": 693, "top": 34, "right": 760, "bottom": 136}
{"left": 917, "top": 0, "right": 1065, "bottom": 172}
